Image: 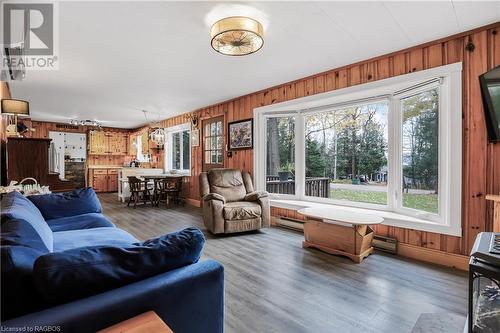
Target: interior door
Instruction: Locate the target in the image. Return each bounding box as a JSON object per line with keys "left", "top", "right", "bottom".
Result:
{"left": 202, "top": 116, "right": 224, "bottom": 171}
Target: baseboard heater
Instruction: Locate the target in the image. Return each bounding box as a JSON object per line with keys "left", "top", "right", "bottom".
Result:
{"left": 373, "top": 235, "right": 398, "bottom": 254}
{"left": 275, "top": 216, "right": 305, "bottom": 231}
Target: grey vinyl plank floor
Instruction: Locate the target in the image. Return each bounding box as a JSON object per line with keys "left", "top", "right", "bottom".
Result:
{"left": 99, "top": 193, "right": 468, "bottom": 333}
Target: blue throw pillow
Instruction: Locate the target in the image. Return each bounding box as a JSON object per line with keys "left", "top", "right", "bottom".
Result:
{"left": 1, "top": 219, "right": 49, "bottom": 319}
{"left": 1, "top": 191, "right": 54, "bottom": 251}
{"left": 28, "top": 187, "right": 102, "bottom": 220}
{"left": 34, "top": 227, "right": 205, "bottom": 304}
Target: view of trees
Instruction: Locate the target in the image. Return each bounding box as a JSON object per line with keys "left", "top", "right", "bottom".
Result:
{"left": 402, "top": 89, "right": 439, "bottom": 192}
{"left": 266, "top": 105, "right": 389, "bottom": 181}
{"left": 305, "top": 104, "right": 388, "bottom": 181}
{"left": 265, "top": 92, "right": 439, "bottom": 213}
{"left": 266, "top": 116, "right": 295, "bottom": 176}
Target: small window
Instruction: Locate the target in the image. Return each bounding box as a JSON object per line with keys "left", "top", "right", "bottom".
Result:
{"left": 135, "top": 135, "right": 147, "bottom": 162}
{"left": 165, "top": 124, "right": 191, "bottom": 174}
{"left": 172, "top": 132, "right": 181, "bottom": 170}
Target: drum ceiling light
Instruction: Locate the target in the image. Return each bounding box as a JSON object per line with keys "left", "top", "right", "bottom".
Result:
{"left": 210, "top": 16, "right": 264, "bottom": 56}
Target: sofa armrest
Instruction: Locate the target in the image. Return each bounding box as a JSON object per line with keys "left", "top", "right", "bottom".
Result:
{"left": 244, "top": 190, "right": 268, "bottom": 202}
{"left": 1, "top": 260, "right": 224, "bottom": 333}
{"left": 202, "top": 193, "right": 226, "bottom": 203}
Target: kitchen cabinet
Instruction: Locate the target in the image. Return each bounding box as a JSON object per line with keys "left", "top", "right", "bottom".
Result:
{"left": 89, "top": 168, "right": 120, "bottom": 192}
{"left": 107, "top": 169, "right": 119, "bottom": 192}
{"left": 89, "top": 131, "right": 128, "bottom": 155}
{"left": 89, "top": 131, "right": 108, "bottom": 154}
{"left": 129, "top": 135, "right": 137, "bottom": 156}
{"left": 108, "top": 132, "right": 128, "bottom": 155}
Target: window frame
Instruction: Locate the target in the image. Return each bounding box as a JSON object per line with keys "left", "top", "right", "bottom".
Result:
{"left": 202, "top": 116, "right": 225, "bottom": 171}
{"left": 392, "top": 82, "right": 443, "bottom": 223}
{"left": 164, "top": 123, "right": 191, "bottom": 175}
{"left": 264, "top": 113, "right": 299, "bottom": 200}
{"left": 254, "top": 62, "right": 462, "bottom": 236}
{"left": 301, "top": 98, "right": 391, "bottom": 211}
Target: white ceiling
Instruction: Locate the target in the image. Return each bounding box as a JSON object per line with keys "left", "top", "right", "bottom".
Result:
{"left": 9, "top": 1, "right": 500, "bottom": 128}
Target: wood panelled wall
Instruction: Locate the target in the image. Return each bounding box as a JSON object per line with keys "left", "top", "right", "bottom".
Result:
{"left": 140, "top": 22, "right": 500, "bottom": 256}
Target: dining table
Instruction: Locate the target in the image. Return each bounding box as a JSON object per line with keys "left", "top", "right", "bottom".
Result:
{"left": 140, "top": 174, "right": 185, "bottom": 207}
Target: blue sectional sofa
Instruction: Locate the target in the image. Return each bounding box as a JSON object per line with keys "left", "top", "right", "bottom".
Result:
{"left": 0, "top": 188, "right": 224, "bottom": 333}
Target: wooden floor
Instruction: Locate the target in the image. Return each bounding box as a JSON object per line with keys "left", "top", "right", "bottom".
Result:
{"left": 99, "top": 194, "right": 468, "bottom": 333}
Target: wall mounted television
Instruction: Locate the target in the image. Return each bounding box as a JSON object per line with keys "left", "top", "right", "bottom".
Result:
{"left": 480, "top": 65, "right": 500, "bottom": 142}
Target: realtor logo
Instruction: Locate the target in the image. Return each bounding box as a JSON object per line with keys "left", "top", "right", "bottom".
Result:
{"left": 3, "top": 3, "right": 54, "bottom": 55}
{"left": 1, "top": 1, "right": 59, "bottom": 77}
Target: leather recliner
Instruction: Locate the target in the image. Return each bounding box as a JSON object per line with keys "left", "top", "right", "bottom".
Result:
{"left": 199, "top": 168, "right": 270, "bottom": 234}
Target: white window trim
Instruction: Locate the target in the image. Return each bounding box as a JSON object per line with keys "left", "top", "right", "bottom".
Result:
{"left": 254, "top": 62, "right": 462, "bottom": 237}
{"left": 164, "top": 123, "right": 191, "bottom": 175}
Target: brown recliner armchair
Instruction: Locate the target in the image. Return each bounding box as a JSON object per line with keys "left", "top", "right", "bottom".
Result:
{"left": 199, "top": 168, "right": 270, "bottom": 234}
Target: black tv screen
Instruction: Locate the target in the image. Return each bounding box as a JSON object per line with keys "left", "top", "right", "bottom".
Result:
{"left": 480, "top": 65, "right": 500, "bottom": 142}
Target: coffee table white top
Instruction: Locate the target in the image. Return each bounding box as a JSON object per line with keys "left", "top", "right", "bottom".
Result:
{"left": 298, "top": 207, "right": 384, "bottom": 225}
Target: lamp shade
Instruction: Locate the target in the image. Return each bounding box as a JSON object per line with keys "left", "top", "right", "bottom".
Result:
{"left": 1, "top": 99, "right": 30, "bottom": 116}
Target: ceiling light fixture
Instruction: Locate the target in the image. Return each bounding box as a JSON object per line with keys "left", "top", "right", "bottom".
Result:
{"left": 143, "top": 110, "right": 166, "bottom": 146}
{"left": 210, "top": 16, "right": 264, "bottom": 56}
{"left": 70, "top": 119, "right": 102, "bottom": 128}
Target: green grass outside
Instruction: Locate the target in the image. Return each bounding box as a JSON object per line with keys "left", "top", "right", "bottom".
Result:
{"left": 329, "top": 189, "right": 438, "bottom": 214}
{"left": 330, "top": 179, "right": 353, "bottom": 184}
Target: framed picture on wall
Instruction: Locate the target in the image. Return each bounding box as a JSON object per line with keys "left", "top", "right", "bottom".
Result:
{"left": 191, "top": 128, "right": 200, "bottom": 147}
{"left": 228, "top": 118, "right": 253, "bottom": 150}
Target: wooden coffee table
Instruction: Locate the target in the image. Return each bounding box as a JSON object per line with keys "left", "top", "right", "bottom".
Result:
{"left": 98, "top": 311, "right": 173, "bottom": 333}
{"left": 298, "top": 207, "right": 384, "bottom": 263}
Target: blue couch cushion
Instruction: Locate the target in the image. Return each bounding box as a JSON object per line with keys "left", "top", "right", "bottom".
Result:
{"left": 53, "top": 227, "right": 138, "bottom": 252}
{"left": 46, "top": 213, "right": 115, "bottom": 232}
{"left": 1, "top": 219, "right": 49, "bottom": 319}
{"left": 28, "top": 188, "right": 102, "bottom": 220}
{"left": 1, "top": 191, "right": 53, "bottom": 252}
{"left": 34, "top": 227, "right": 205, "bottom": 305}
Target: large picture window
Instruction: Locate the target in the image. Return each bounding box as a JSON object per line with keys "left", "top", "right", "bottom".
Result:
{"left": 304, "top": 101, "right": 389, "bottom": 205}
{"left": 255, "top": 63, "right": 462, "bottom": 236}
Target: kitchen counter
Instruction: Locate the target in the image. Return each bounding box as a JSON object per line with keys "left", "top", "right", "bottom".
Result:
{"left": 87, "top": 165, "right": 124, "bottom": 169}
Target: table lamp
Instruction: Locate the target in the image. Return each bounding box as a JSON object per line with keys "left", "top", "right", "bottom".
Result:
{"left": 1, "top": 99, "right": 30, "bottom": 137}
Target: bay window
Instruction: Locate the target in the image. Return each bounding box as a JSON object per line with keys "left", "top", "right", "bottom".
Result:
{"left": 254, "top": 63, "right": 462, "bottom": 235}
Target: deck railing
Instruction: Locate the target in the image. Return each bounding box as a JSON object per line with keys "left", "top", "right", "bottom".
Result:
{"left": 266, "top": 176, "right": 330, "bottom": 198}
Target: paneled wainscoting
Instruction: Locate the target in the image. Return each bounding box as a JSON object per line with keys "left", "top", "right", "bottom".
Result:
{"left": 99, "top": 193, "right": 467, "bottom": 333}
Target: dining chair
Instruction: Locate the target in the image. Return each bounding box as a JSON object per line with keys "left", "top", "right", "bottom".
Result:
{"left": 165, "top": 177, "right": 183, "bottom": 206}
{"left": 127, "top": 176, "right": 153, "bottom": 208}
{"left": 153, "top": 178, "right": 169, "bottom": 207}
